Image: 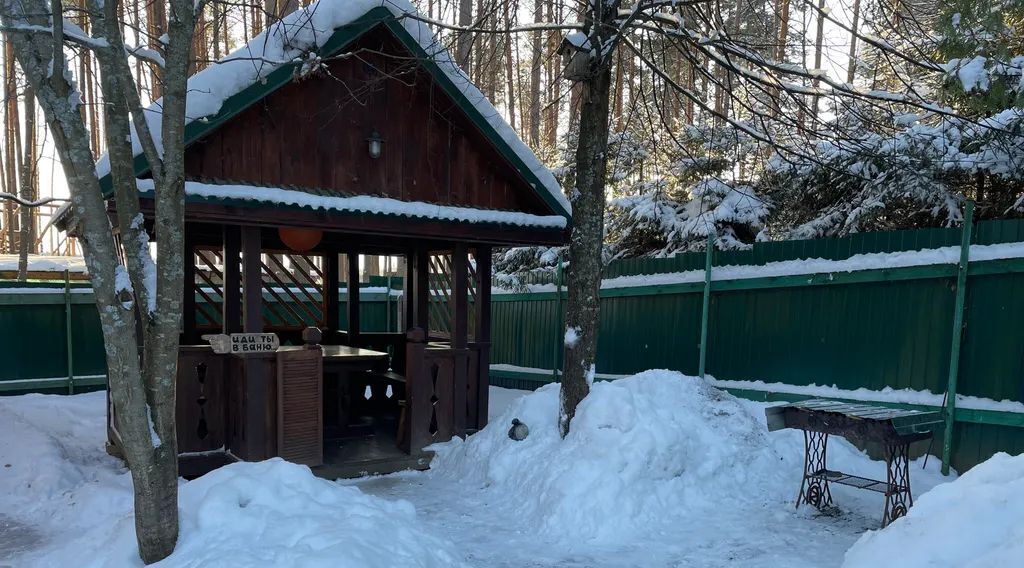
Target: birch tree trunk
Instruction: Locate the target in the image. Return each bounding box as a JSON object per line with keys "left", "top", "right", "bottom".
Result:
{"left": 1, "top": 0, "right": 196, "bottom": 562}
{"left": 559, "top": 1, "right": 615, "bottom": 438}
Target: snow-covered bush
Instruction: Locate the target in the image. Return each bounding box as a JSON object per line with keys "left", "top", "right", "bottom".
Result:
{"left": 604, "top": 123, "right": 770, "bottom": 257}
{"left": 606, "top": 177, "right": 769, "bottom": 256}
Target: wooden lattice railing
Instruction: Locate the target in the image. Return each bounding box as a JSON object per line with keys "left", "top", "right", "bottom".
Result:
{"left": 194, "top": 248, "right": 225, "bottom": 329}
{"left": 427, "top": 251, "right": 479, "bottom": 341}
{"left": 190, "top": 248, "right": 330, "bottom": 333}
{"left": 258, "top": 252, "right": 327, "bottom": 331}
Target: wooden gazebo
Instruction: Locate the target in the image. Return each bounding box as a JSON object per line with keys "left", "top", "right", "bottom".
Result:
{"left": 90, "top": 4, "right": 570, "bottom": 477}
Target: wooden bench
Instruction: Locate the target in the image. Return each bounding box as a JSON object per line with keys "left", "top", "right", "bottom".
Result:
{"left": 766, "top": 399, "right": 943, "bottom": 527}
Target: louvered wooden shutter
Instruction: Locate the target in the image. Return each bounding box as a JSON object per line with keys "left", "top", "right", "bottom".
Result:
{"left": 276, "top": 347, "right": 323, "bottom": 467}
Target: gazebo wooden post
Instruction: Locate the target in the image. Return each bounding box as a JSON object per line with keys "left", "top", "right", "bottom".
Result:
{"left": 402, "top": 327, "right": 428, "bottom": 453}
{"left": 324, "top": 251, "right": 340, "bottom": 334}
{"left": 474, "top": 245, "right": 492, "bottom": 429}
{"left": 222, "top": 226, "right": 242, "bottom": 333}
{"left": 241, "top": 226, "right": 263, "bottom": 333}
{"left": 346, "top": 250, "right": 360, "bottom": 344}
{"left": 182, "top": 227, "right": 198, "bottom": 343}
{"left": 452, "top": 243, "right": 469, "bottom": 436}
{"left": 236, "top": 225, "right": 274, "bottom": 461}
{"left": 414, "top": 246, "right": 430, "bottom": 331}
{"left": 404, "top": 248, "right": 416, "bottom": 330}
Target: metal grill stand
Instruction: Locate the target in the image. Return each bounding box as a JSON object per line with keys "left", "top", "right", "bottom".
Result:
{"left": 883, "top": 443, "right": 913, "bottom": 526}
{"left": 767, "top": 399, "right": 940, "bottom": 528}
{"left": 798, "top": 431, "right": 833, "bottom": 510}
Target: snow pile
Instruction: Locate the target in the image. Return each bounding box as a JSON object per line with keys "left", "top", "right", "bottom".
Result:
{"left": 429, "top": 370, "right": 792, "bottom": 543}
{"left": 2, "top": 394, "right": 461, "bottom": 567}
{"left": 843, "top": 452, "right": 1024, "bottom": 568}
{"left": 26, "top": 459, "right": 464, "bottom": 568}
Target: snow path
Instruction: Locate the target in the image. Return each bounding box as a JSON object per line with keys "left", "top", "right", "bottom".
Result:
{"left": 342, "top": 391, "right": 949, "bottom": 568}
{"left": 0, "top": 392, "right": 131, "bottom": 565}
{"left": 346, "top": 470, "right": 878, "bottom": 568}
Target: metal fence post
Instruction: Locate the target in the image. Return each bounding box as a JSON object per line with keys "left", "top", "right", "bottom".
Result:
{"left": 942, "top": 199, "right": 974, "bottom": 475}
{"left": 65, "top": 270, "right": 75, "bottom": 395}
{"left": 698, "top": 232, "right": 714, "bottom": 378}
{"left": 553, "top": 255, "right": 563, "bottom": 383}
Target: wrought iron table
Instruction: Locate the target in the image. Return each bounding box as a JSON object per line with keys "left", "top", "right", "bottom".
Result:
{"left": 766, "top": 399, "right": 943, "bottom": 527}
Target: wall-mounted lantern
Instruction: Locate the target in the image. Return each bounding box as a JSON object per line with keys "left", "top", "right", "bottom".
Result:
{"left": 367, "top": 129, "right": 384, "bottom": 159}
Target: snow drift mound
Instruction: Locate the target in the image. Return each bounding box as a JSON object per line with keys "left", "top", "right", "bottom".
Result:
{"left": 843, "top": 452, "right": 1024, "bottom": 568}
{"left": 430, "top": 370, "right": 791, "bottom": 543}
{"left": 30, "top": 459, "right": 464, "bottom": 568}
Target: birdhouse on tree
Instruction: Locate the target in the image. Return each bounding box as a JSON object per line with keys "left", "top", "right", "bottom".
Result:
{"left": 559, "top": 31, "right": 594, "bottom": 81}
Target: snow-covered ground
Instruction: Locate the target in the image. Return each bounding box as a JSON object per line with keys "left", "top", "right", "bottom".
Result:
{"left": 843, "top": 452, "right": 1024, "bottom": 568}
{"left": 0, "top": 372, "right": 987, "bottom": 567}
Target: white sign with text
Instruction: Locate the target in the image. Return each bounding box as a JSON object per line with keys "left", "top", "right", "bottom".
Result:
{"left": 202, "top": 333, "right": 280, "bottom": 354}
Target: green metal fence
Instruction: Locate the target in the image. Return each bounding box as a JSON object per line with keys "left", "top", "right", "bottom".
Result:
{"left": 0, "top": 281, "right": 400, "bottom": 395}
{"left": 3, "top": 218, "right": 1024, "bottom": 472}
{"left": 490, "top": 216, "right": 1024, "bottom": 473}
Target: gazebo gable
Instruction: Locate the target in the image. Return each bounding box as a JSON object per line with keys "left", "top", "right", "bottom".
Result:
{"left": 98, "top": 3, "right": 570, "bottom": 223}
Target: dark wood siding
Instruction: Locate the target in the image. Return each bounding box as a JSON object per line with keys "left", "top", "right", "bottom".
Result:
{"left": 184, "top": 26, "right": 551, "bottom": 216}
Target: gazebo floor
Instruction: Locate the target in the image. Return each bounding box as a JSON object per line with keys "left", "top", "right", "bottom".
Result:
{"left": 313, "top": 436, "right": 433, "bottom": 480}
{"left": 178, "top": 421, "right": 432, "bottom": 480}
{"left": 314, "top": 416, "right": 433, "bottom": 479}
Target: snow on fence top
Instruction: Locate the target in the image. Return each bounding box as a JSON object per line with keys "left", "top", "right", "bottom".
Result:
{"left": 0, "top": 254, "right": 88, "bottom": 274}
{"left": 94, "top": 0, "right": 569, "bottom": 216}
{"left": 134, "top": 179, "right": 567, "bottom": 229}
{"left": 489, "top": 364, "right": 1024, "bottom": 415}
{"left": 494, "top": 241, "right": 1024, "bottom": 293}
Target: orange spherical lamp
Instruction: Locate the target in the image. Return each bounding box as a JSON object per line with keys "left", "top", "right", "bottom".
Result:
{"left": 278, "top": 227, "right": 323, "bottom": 253}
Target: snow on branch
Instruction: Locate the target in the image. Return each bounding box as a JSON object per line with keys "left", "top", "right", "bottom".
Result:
{"left": 0, "top": 193, "right": 68, "bottom": 207}
{"left": 0, "top": 19, "right": 110, "bottom": 49}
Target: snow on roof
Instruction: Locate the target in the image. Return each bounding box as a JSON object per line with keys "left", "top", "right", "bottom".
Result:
{"left": 137, "top": 179, "right": 567, "bottom": 229}
{"left": 96, "top": 0, "right": 569, "bottom": 216}
{"left": 0, "top": 254, "right": 88, "bottom": 273}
